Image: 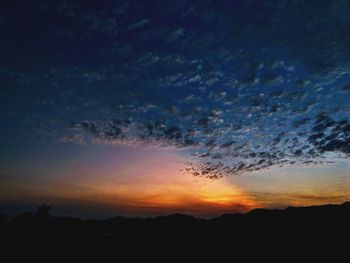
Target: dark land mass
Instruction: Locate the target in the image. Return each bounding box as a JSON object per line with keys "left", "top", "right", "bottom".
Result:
{"left": 1, "top": 202, "right": 350, "bottom": 258}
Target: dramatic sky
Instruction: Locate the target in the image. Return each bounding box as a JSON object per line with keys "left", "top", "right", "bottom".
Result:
{"left": 1, "top": 0, "right": 350, "bottom": 218}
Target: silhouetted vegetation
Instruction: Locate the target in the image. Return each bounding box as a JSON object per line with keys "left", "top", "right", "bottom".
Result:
{"left": 1, "top": 202, "right": 350, "bottom": 255}
{"left": 35, "top": 204, "right": 51, "bottom": 220}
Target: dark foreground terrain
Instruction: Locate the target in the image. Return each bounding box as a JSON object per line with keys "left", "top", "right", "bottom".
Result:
{"left": 1, "top": 202, "right": 350, "bottom": 257}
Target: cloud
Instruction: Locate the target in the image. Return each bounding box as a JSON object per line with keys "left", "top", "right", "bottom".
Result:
{"left": 2, "top": 0, "right": 350, "bottom": 179}
{"left": 294, "top": 79, "right": 310, "bottom": 88}
{"left": 260, "top": 74, "right": 283, "bottom": 86}
{"left": 341, "top": 85, "right": 350, "bottom": 92}
{"left": 127, "top": 19, "right": 150, "bottom": 31}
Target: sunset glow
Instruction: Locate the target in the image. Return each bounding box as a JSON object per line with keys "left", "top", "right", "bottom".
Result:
{"left": 2, "top": 143, "right": 350, "bottom": 218}
{"left": 2, "top": 0, "right": 350, "bottom": 219}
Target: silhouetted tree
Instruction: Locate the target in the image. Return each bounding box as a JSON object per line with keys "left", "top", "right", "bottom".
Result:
{"left": 36, "top": 204, "right": 51, "bottom": 220}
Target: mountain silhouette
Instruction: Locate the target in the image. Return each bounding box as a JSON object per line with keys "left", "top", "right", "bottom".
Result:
{"left": 1, "top": 202, "right": 350, "bottom": 257}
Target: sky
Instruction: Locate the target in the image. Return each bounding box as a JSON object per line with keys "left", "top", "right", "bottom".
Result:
{"left": 1, "top": 0, "right": 350, "bottom": 218}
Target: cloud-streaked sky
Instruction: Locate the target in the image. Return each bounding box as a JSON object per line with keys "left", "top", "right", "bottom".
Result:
{"left": 1, "top": 0, "right": 350, "bottom": 218}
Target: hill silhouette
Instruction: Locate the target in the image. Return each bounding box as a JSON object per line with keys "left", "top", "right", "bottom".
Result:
{"left": 1, "top": 202, "right": 350, "bottom": 256}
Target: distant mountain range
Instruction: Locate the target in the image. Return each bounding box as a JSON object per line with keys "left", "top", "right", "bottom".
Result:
{"left": 1, "top": 202, "right": 350, "bottom": 255}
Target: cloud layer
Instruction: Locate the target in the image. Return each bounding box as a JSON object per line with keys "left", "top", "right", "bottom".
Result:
{"left": 1, "top": 0, "right": 350, "bottom": 178}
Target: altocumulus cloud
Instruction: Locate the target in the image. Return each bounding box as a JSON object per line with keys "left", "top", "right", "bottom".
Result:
{"left": 1, "top": 0, "right": 350, "bottom": 178}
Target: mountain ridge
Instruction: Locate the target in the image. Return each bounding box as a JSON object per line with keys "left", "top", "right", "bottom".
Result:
{"left": 2, "top": 201, "right": 350, "bottom": 252}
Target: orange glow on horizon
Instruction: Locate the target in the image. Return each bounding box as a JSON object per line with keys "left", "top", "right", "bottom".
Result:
{"left": 75, "top": 160, "right": 258, "bottom": 217}
{"left": 0, "top": 148, "right": 257, "bottom": 217}
{"left": 3, "top": 145, "right": 350, "bottom": 218}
